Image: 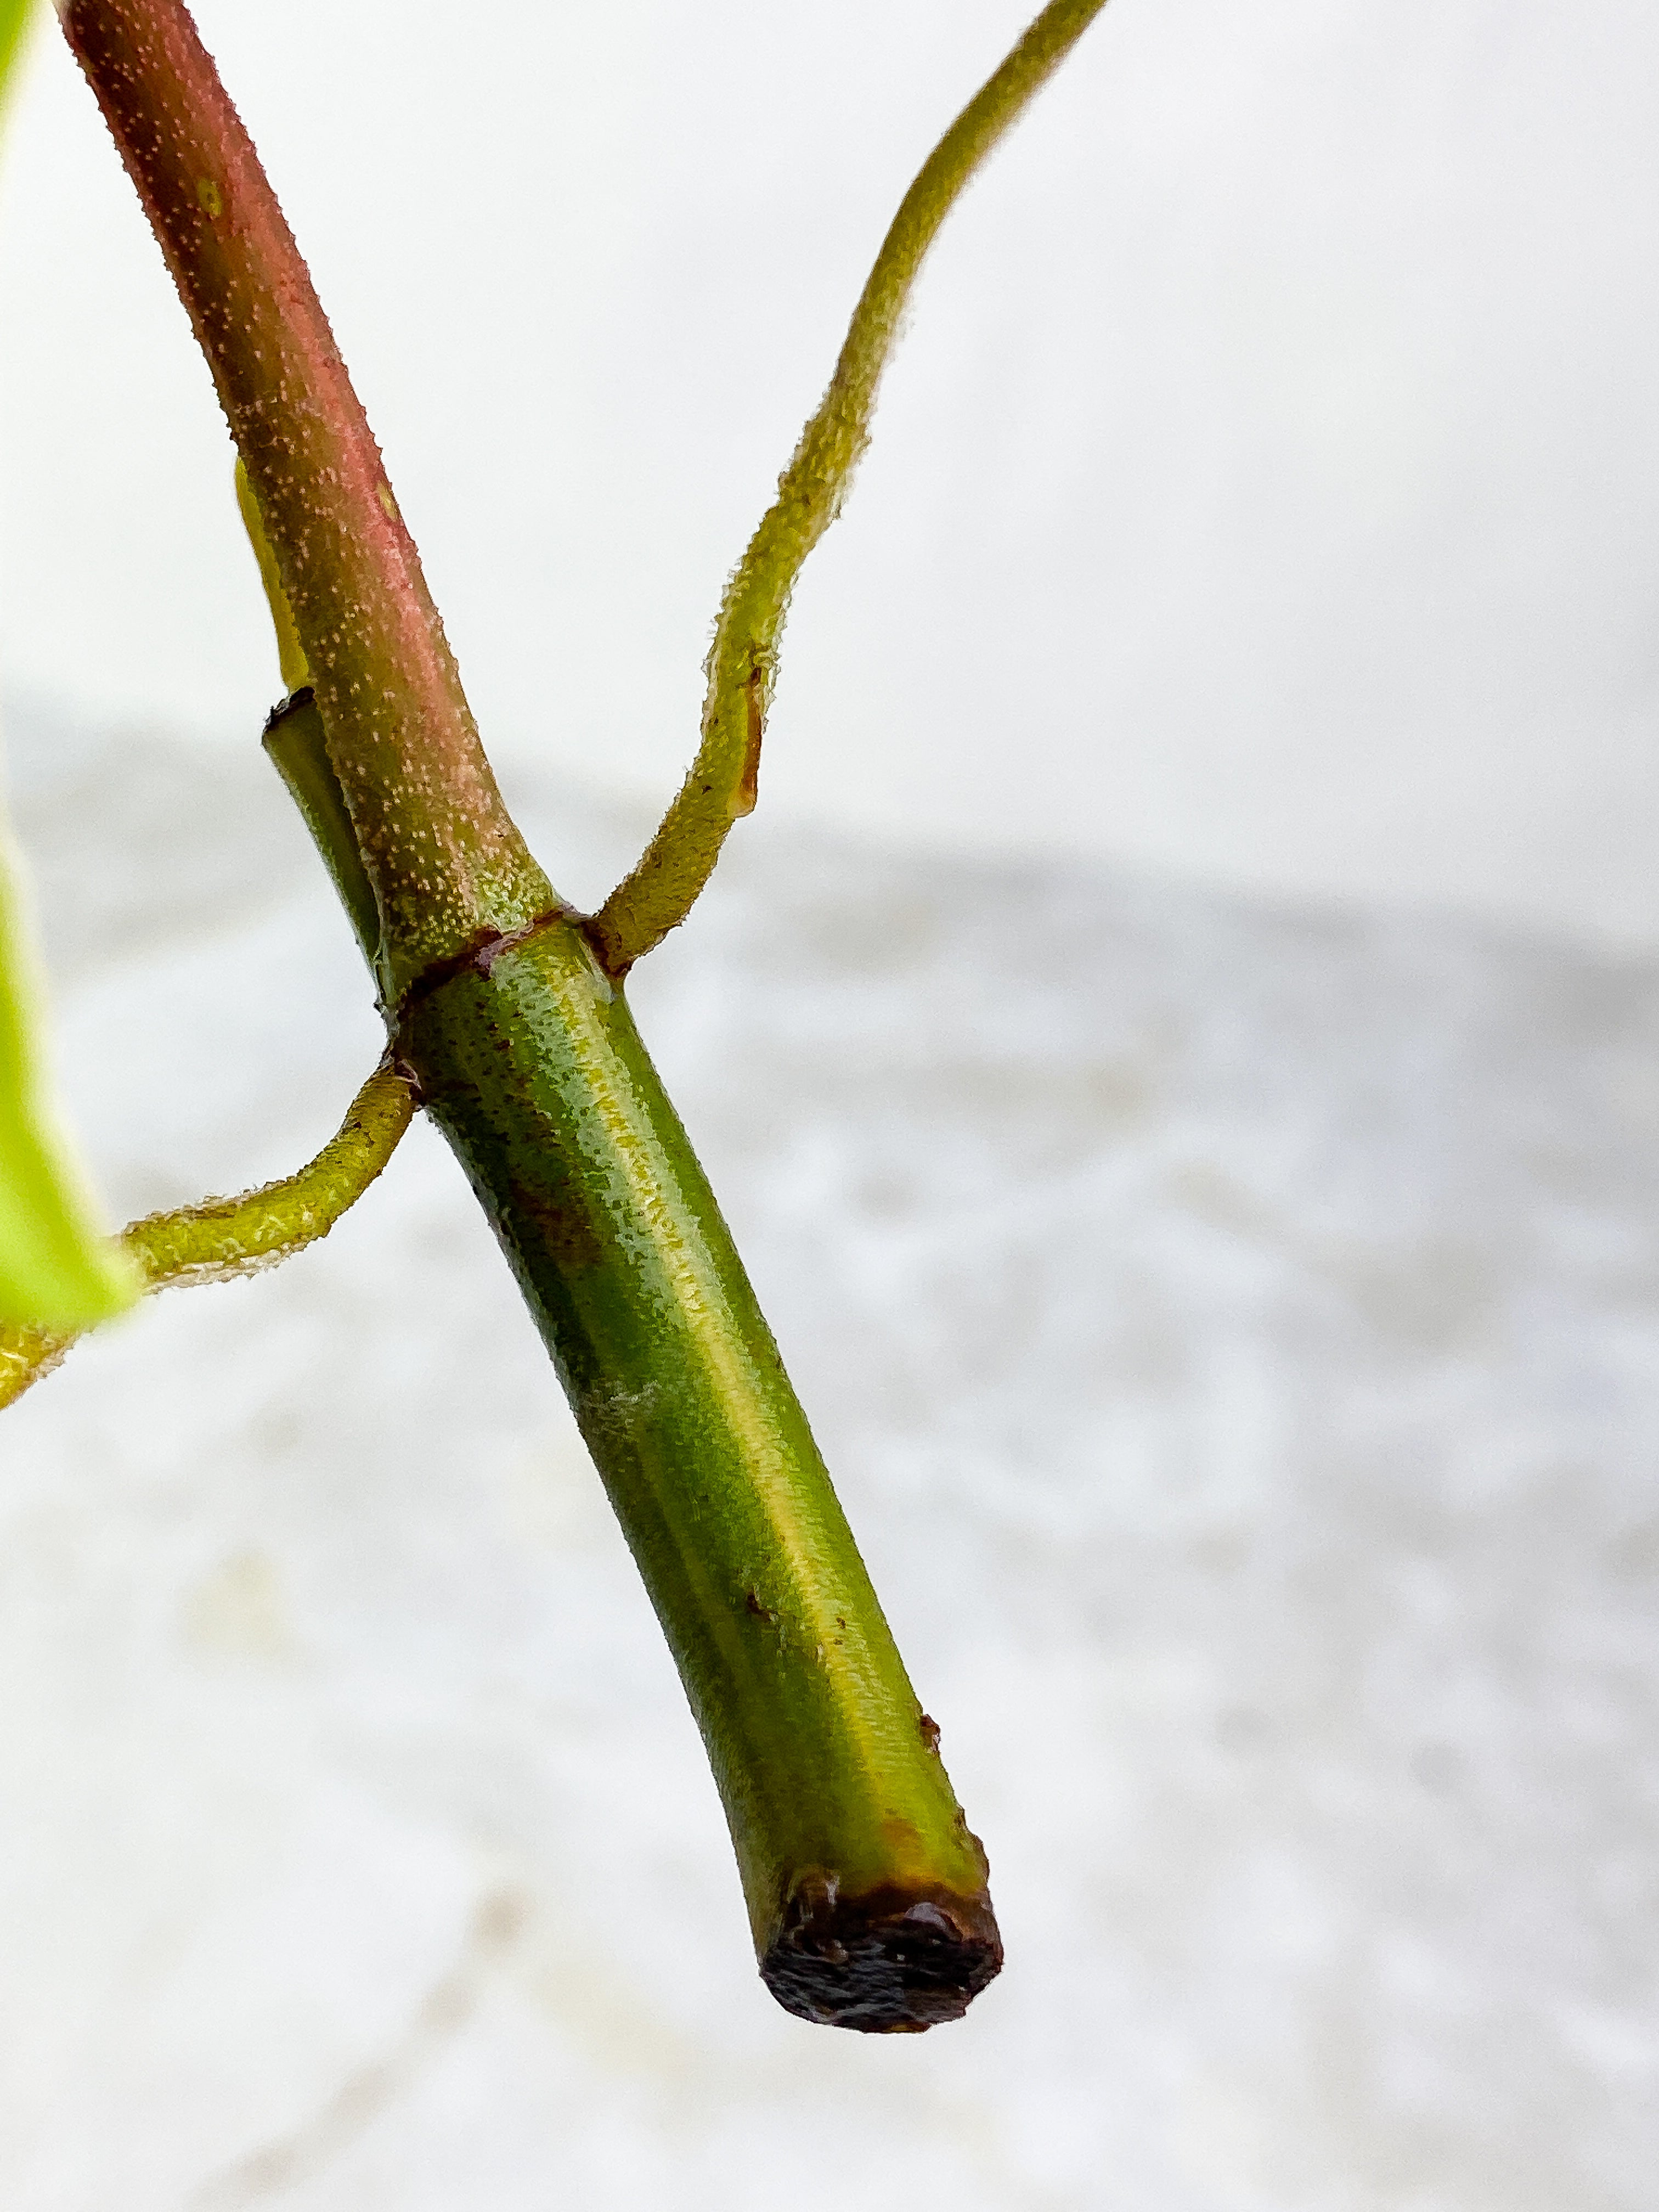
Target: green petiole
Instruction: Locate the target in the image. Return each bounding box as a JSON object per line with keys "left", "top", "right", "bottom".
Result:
{"left": 588, "top": 0, "right": 1110, "bottom": 975}
{"left": 0, "top": 1058, "right": 414, "bottom": 1408}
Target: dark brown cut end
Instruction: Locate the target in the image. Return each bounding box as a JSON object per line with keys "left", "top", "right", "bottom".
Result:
{"left": 760, "top": 1877, "right": 1003, "bottom": 2033}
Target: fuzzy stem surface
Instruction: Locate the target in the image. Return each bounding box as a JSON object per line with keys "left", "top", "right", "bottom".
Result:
{"left": 396, "top": 917, "right": 1001, "bottom": 2027}
{"left": 588, "top": 0, "right": 1110, "bottom": 974}
{"left": 60, "top": 0, "right": 552, "bottom": 999}
{"left": 0, "top": 1059, "right": 415, "bottom": 1407}
{"left": 272, "top": 715, "right": 1002, "bottom": 2025}
{"left": 61, "top": 0, "right": 1009, "bottom": 2028}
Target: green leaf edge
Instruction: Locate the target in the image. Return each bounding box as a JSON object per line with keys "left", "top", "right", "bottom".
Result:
{"left": 0, "top": 785, "right": 140, "bottom": 1327}
{"left": 1, "top": 3, "right": 139, "bottom": 1328}
{"left": 1, "top": 0, "right": 32, "bottom": 122}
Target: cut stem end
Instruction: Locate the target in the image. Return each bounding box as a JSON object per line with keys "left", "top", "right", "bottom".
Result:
{"left": 760, "top": 1876, "right": 1003, "bottom": 2033}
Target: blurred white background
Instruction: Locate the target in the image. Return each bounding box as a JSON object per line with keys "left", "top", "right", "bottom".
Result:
{"left": 4, "top": 6, "right": 1659, "bottom": 2208}
{"left": 8, "top": 714, "right": 1659, "bottom": 2211}
{"left": 3, "top": 0, "right": 1659, "bottom": 938}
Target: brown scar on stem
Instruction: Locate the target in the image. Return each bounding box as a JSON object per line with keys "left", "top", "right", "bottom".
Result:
{"left": 389, "top": 906, "right": 584, "bottom": 1026}
{"left": 383, "top": 1047, "right": 425, "bottom": 1104}
{"left": 735, "top": 665, "right": 765, "bottom": 816}
{"left": 919, "top": 1712, "right": 941, "bottom": 1754}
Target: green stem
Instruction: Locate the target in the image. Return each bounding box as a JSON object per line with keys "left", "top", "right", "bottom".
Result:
{"left": 235, "top": 458, "right": 311, "bottom": 695}
{"left": 396, "top": 919, "right": 999, "bottom": 2025}
{"left": 240, "top": 479, "right": 381, "bottom": 971}
{"left": 587, "top": 0, "right": 1111, "bottom": 975}
{"left": 64, "top": 0, "right": 1015, "bottom": 2028}
{"left": 263, "top": 691, "right": 381, "bottom": 969}
{"left": 280, "top": 716, "right": 1001, "bottom": 2024}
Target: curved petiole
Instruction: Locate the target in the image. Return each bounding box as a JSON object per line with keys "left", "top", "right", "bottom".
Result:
{"left": 586, "top": 0, "right": 1110, "bottom": 975}
{"left": 1, "top": 1057, "right": 416, "bottom": 1408}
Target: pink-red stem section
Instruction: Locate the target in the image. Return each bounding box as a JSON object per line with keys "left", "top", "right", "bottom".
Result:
{"left": 60, "top": 0, "right": 551, "bottom": 992}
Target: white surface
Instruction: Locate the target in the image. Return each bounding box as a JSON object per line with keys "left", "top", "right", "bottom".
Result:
{"left": 2, "top": 704, "right": 1657, "bottom": 2207}
{"left": 4, "top": 2, "right": 1659, "bottom": 938}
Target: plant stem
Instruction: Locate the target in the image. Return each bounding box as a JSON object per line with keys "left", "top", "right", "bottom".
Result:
{"left": 588, "top": 0, "right": 1111, "bottom": 975}
{"left": 235, "top": 459, "right": 310, "bottom": 695}
{"left": 258, "top": 704, "right": 1000, "bottom": 2027}
{"left": 0, "top": 1057, "right": 414, "bottom": 1408}
{"left": 399, "top": 921, "right": 1000, "bottom": 2026}
{"left": 60, "top": 0, "right": 551, "bottom": 1002}
{"left": 64, "top": 0, "right": 1006, "bottom": 2027}
{"left": 263, "top": 692, "right": 381, "bottom": 967}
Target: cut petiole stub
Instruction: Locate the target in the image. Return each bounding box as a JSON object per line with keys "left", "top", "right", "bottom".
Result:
{"left": 586, "top": 0, "right": 1110, "bottom": 976}
{"left": 0, "top": 1058, "right": 415, "bottom": 1408}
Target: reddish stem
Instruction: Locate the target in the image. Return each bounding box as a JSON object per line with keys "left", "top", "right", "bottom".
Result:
{"left": 60, "top": 0, "right": 551, "bottom": 994}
